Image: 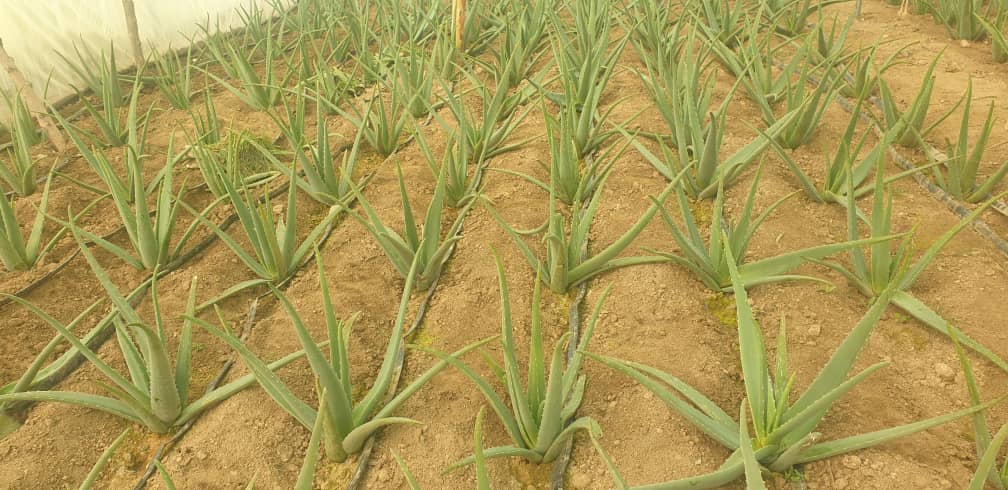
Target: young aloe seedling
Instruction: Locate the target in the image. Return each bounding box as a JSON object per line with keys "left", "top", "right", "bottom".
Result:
{"left": 772, "top": 57, "right": 844, "bottom": 149}
{"left": 60, "top": 42, "right": 124, "bottom": 109}
{"left": 0, "top": 230, "right": 294, "bottom": 433}
{"left": 813, "top": 159, "right": 1008, "bottom": 373}
{"left": 347, "top": 164, "right": 470, "bottom": 292}
{"left": 655, "top": 167, "right": 898, "bottom": 292}
{"left": 2, "top": 91, "right": 42, "bottom": 148}
{"left": 149, "top": 43, "right": 195, "bottom": 110}
{"left": 335, "top": 86, "right": 411, "bottom": 157}
{"left": 490, "top": 0, "right": 550, "bottom": 91}
{"left": 547, "top": 0, "right": 630, "bottom": 159}
{"left": 588, "top": 240, "right": 1002, "bottom": 488}
{"left": 195, "top": 253, "right": 494, "bottom": 463}
{"left": 0, "top": 172, "right": 64, "bottom": 272}
{"left": 928, "top": 79, "right": 1008, "bottom": 203}
{"left": 186, "top": 173, "right": 337, "bottom": 284}
{"left": 0, "top": 103, "right": 39, "bottom": 197}
{"left": 416, "top": 255, "right": 607, "bottom": 470}
{"left": 265, "top": 88, "right": 366, "bottom": 208}
{"left": 489, "top": 164, "right": 682, "bottom": 293}
{"left": 58, "top": 135, "right": 212, "bottom": 271}
{"left": 685, "top": 0, "right": 747, "bottom": 48}
{"left": 624, "top": 104, "right": 802, "bottom": 199}
{"left": 761, "top": 0, "right": 850, "bottom": 36}
{"left": 204, "top": 26, "right": 292, "bottom": 111}
{"left": 67, "top": 71, "right": 149, "bottom": 148}
{"left": 499, "top": 106, "right": 627, "bottom": 206}
{"left": 878, "top": 53, "right": 963, "bottom": 148}
{"left": 780, "top": 104, "right": 937, "bottom": 204}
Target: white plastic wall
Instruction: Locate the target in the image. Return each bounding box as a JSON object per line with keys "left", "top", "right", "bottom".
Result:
{"left": 0, "top": 0, "right": 280, "bottom": 126}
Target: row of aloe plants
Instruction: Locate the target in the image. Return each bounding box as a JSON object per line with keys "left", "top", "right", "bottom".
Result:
{"left": 1, "top": 0, "right": 1007, "bottom": 488}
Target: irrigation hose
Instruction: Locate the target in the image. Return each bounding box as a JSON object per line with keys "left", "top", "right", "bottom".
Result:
{"left": 773, "top": 55, "right": 1008, "bottom": 258}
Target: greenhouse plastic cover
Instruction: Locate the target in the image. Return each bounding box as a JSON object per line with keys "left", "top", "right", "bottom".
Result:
{"left": 0, "top": 0, "right": 279, "bottom": 126}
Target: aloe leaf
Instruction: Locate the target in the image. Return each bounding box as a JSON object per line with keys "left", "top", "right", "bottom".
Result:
{"left": 738, "top": 401, "right": 768, "bottom": 489}
{"left": 797, "top": 396, "right": 1005, "bottom": 463}
{"left": 968, "top": 423, "right": 1008, "bottom": 490}
{"left": 583, "top": 352, "right": 737, "bottom": 448}
{"left": 79, "top": 429, "right": 130, "bottom": 490}
{"left": 295, "top": 392, "right": 327, "bottom": 490}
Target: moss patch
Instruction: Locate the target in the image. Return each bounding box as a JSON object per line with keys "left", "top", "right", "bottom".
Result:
{"left": 705, "top": 294, "right": 738, "bottom": 329}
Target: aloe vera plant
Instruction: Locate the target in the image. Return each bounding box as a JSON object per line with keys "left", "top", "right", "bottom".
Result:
{"left": 810, "top": 11, "right": 856, "bottom": 63}
{"left": 336, "top": 87, "right": 411, "bottom": 157}
{"left": 588, "top": 240, "right": 1001, "bottom": 488}
{"left": 623, "top": 0, "right": 678, "bottom": 60}
{"left": 546, "top": 1, "right": 630, "bottom": 158}
{"left": 419, "top": 256, "right": 607, "bottom": 469}
{"left": 703, "top": 14, "right": 807, "bottom": 122}
{"left": 61, "top": 42, "right": 124, "bottom": 109}
{"left": 503, "top": 107, "right": 625, "bottom": 206}
{"left": 814, "top": 159, "right": 1008, "bottom": 373}
{"left": 434, "top": 71, "right": 531, "bottom": 167}
{"left": 878, "top": 53, "right": 963, "bottom": 148}
{"left": 457, "top": 0, "right": 506, "bottom": 55}
{"left": 70, "top": 70, "right": 149, "bottom": 148}
{"left": 625, "top": 104, "right": 802, "bottom": 199}
{"left": 1, "top": 104, "right": 39, "bottom": 197}
{"left": 928, "top": 80, "right": 1008, "bottom": 203}
{"left": 415, "top": 127, "right": 482, "bottom": 209}
{"left": 205, "top": 27, "right": 290, "bottom": 111}
{"left": 772, "top": 59, "right": 843, "bottom": 149}
{"left": 195, "top": 253, "right": 493, "bottom": 463}
{"left": 389, "top": 41, "right": 439, "bottom": 119}
{"left": 686, "top": 0, "right": 747, "bottom": 48}
{"left": 268, "top": 101, "right": 364, "bottom": 208}
{"left": 835, "top": 40, "right": 908, "bottom": 99}
{"left": 951, "top": 333, "right": 1008, "bottom": 490}
{"left": 191, "top": 131, "right": 276, "bottom": 198}
{"left": 187, "top": 172, "right": 337, "bottom": 283}
{"left": 379, "top": 0, "right": 442, "bottom": 45}
{"left": 0, "top": 172, "right": 63, "bottom": 272}
{"left": 0, "top": 232, "right": 285, "bottom": 433}
{"left": 3, "top": 91, "right": 41, "bottom": 148}
{"left": 491, "top": 0, "right": 550, "bottom": 90}
{"left": 655, "top": 167, "right": 896, "bottom": 292}
{"left": 58, "top": 136, "right": 211, "bottom": 271}
{"left": 189, "top": 89, "right": 221, "bottom": 146}
{"left": 58, "top": 83, "right": 149, "bottom": 206}
{"left": 348, "top": 164, "right": 469, "bottom": 292}
{"left": 761, "top": 0, "right": 850, "bottom": 36}
{"left": 149, "top": 44, "right": 195, "bottom": 110}
{"left": 488, "top": 172, "right": 680, "bottom": 293}
{"left": 781, "top": 104, "right": 936, "bottom": 204}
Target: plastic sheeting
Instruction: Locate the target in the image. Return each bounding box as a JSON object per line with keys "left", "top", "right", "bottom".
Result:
{"left": 0, "top": 0, "right": 279, "bottom": 126}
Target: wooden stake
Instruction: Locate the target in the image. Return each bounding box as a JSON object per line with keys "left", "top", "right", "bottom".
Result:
{"left": 454, "top": 0, "right": 467, "bottom": 52}
{"left": 0, "top": 38, "right": 66, "bottom": 151}
{"left": 121, "top": 0, "right": 144, "bottom": 68}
